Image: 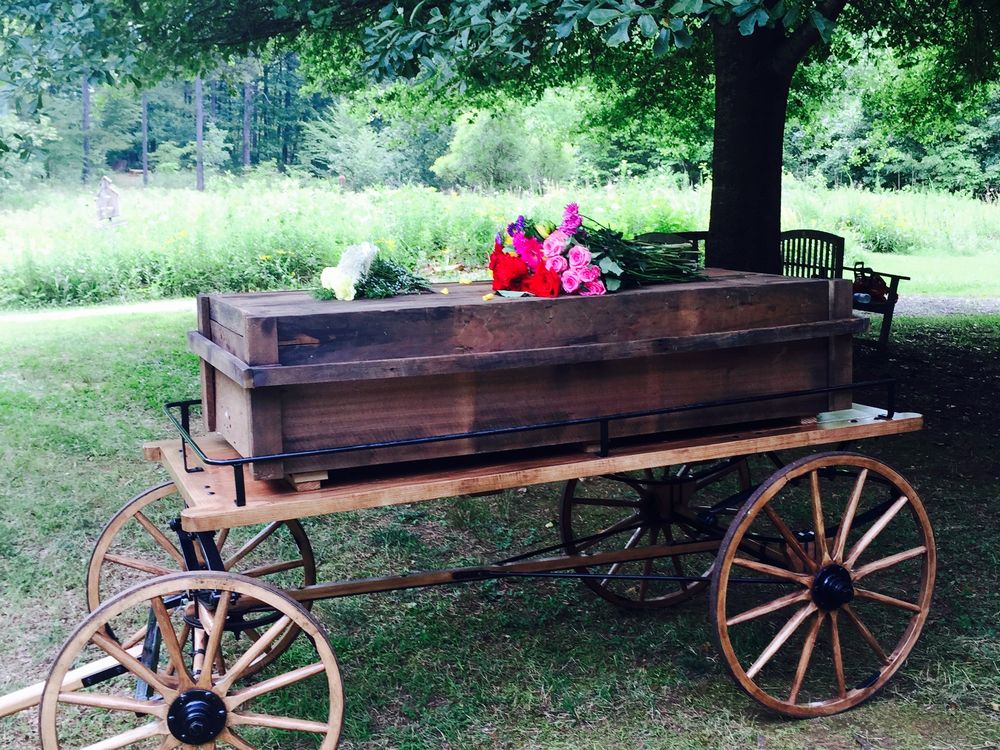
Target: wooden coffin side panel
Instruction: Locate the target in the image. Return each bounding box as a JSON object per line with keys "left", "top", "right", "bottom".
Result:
{"left": 260, "top": 339, "right": 830, "bottom": 478}
{"left": 272, "top": 279, "right": 836, "bottom": 365}
{"left": 214, "top": 373, "right": 286, "bottom": 479}
{"left": 828, "top": 279, "right": 855, "bottom": 411}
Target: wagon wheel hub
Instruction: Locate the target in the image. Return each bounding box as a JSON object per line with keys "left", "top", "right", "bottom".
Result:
{"left": 167, "top": 688, "right": 227, "bottom": 744}
{"left": 811, "top": 564, "right": 855, "bottom": 611}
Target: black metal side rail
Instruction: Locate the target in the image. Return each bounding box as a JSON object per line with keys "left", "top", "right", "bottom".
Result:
{"left": 164, "top": 378, "right": 898, "bottom": 507}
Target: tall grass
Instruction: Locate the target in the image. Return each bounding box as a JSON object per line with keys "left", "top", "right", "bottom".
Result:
{"left": 0, "top": 175, "right": 701, "bottom": 307}
{"left": 1, "top": 173, "right": 998, "bottom": 307}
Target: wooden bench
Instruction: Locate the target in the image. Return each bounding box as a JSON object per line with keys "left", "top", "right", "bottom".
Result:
{"left": 780, "top": 229, "right": 908, "bottom": 350}
{"left": 659, "top": 230, "right": 908, "bottom": 350}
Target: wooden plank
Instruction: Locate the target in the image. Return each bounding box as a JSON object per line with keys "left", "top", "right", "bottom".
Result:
{"left": 150, "top": 404, "right": 923, "bottom": 532}
{"left": 0, "top": 645, "right": 143, "bottom": 719}
{"left": 197, "top": 296, "right": 218, "bottom": 432}
{"left": 271, "top": 277, "right": 838, "bottom": 367}
{"left": 270, "top": 340, "right": 831, "bottom": 476}
{"left": 188, "top": 331, "right": 253, "bottom": 388}
{"left": 237, "top": 317, "right": 867, "bottom": 387}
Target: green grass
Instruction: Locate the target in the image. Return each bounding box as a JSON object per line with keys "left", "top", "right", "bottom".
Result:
{"left": 2, "top": 175, "right": 999, "bottom": 307}
{"left": 0, "top": 309, "right": 998, "bottom": 748}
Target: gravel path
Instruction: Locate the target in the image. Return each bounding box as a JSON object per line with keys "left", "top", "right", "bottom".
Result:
{"left": 892, "top": 295, "right": 1000, "bottom": 316}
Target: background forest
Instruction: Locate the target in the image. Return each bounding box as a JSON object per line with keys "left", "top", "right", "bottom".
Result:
{"left": 3, "top": 27, "right": 1000, "bottom": 306}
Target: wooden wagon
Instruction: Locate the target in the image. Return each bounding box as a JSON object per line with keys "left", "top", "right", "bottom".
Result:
{"left": 0, "top": 275, "right": 936, "bottom": 749}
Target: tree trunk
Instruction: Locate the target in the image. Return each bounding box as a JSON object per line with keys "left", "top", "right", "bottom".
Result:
{"left": 81, "top": 71, "right": 91, "bottom": 184}
{"left": 141, "top": 91, "right": 149, "bottom": 186}
{"left": 242, "top": 77, "right": 254, "bottom": 167}
{"left": 706, "top": 23, "right": 792, "bottom": 274}
{"left": 195, "top": 77, "right": 205, "bottom": 191}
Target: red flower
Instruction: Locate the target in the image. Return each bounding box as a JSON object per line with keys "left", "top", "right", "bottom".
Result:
{"left": 491, "top": 253, "right": 530, "bottom": 291}
{"left": 525, "top": 267, "right": 561, "bottom": 298}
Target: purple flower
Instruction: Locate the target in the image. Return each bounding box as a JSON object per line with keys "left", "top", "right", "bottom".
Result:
{"left": 559, "top": 203, "right": 582, "bottom": 235}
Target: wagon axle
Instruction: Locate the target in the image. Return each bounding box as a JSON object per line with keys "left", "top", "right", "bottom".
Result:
{"left": 811, "top": 564, "right": 855, "bottom": 611}
{"left": 166, "top": 688, "right": 227, "bottom": 745}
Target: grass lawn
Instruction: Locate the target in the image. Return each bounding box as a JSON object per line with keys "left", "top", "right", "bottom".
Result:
{"left": 0, "top": 310, "right": 998, "bottom": 749}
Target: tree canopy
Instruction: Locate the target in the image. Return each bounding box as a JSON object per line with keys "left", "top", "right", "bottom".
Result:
{"left": 6, "top": 0, "right": 1000, "bottom": 270}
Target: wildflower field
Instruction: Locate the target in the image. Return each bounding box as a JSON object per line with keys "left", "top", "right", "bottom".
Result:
{"left": 1, "top": 174, "right": 998, "bottom": 307}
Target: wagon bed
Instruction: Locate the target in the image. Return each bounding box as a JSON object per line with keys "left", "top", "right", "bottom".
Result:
{"left": 151, "top": 403, "right": 921, "bottom": 532}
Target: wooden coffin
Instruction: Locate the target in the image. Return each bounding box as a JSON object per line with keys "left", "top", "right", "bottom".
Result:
{"left": 189, "top": 269, "right": 862, "bottom": 481}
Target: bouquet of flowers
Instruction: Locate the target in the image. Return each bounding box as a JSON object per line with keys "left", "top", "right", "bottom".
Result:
{"left": 316, "top": 243, "right": 429, "bottom": 301}
{"left": 489, "top": 204, "right": 702, "bottom": 297}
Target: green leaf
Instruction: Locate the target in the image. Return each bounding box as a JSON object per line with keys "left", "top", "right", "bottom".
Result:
{"left": 652, "top": 27, "right": 672, "bottom": 55}
{"left": 554, "top": 16, "right": 577, "bottom": 38}
{"left": 637, "top": 14, "right": 658, "bottom": 38}
{"left": 605, "top": 277, "right": 622, "bottom": 292}
{"left": 738, "top": 8, "right": 769, "bottom": 35}
{"left": 587, "top": 8, "right": 621, "bottom": 26}
{"left": 599, "top": 256, "right": 624, "bottom": 275}
{"left": 673, "top": 27, "right": 693, "bottom": 47}
{"left": 811, "top": 9, "right": 834, "bottom": 42}
{"left": 605, "top": 17, "right": 631, "bottom": 46}
{"left": 782, "top": 4, "right": 801, "bottom": 26}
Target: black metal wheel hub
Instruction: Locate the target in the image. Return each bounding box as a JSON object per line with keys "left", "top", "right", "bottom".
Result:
{"left": 811, "top": 564, "right": 855, "bottom": 610}
{"left": 167, "top": 688, "right": 227, "bottom": 744}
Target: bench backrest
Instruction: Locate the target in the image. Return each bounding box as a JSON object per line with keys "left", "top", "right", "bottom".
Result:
{"left": 780, "top": 229, "right": 845, "bottom": 279}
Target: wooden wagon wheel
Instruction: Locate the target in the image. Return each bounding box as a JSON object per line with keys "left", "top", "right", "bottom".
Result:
{"left": 86, "top": 482, "right": 317, "bottom": 675}
{"left": 40, "top": 571, "right": 343, "bottom": 750}
{"left": 561, "top": 458, "right": 750, "bottom": 609}
{"left": 710, "top": 453, "right": 935, "bottom": 717}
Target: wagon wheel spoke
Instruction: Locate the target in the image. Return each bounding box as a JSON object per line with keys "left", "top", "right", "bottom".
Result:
{"left": 164, "top": 622, "right": 191, "bottom": 677}
{"left": 226, "top": 661, "right": 328, "bottom": 709}
{"left": 224, "top": 523, "right": 283, "bottom": 570}
{"left": 157, "top": 736, "right": 180, "bottom": 750}
{"left": 230, "top": 710, "right": 331, "bottom": 734}
{"left": 215, "top": 527, "right": 230, "bottom": 551}
{"left": 240, "top": 558, "right": 307, "bottom": 578}
{"left": 599, "top": 526, "right": 645, "bottom": 586}
{"left": 829, "top": 611, "right": 847, "bottom": 699}
{"left": 841, "top": 604, "right": 890, "bottom": 664}
{"left": 120, "top": 624, "right": 148, "bottom": 650}
{"left": 133, "top": 511, "right": 185, "bottom": 566}
{"left": 102, "top": 553, "right": 173, "bottom": 577}
{"left": 571, "top": 514, "right": 643, "bottom": 553}
{"left": 832, "top": 469, "right": 867, "bottom": 561}
{"left": 78, "top": 721, "right": 165, "bottom": 750}
{"left": 55, "top": 691, "right": 164, "bottom": 715}
{"left": 151, "top": 596, "right": 193, "bottom": 687}
{"left": 788, "top": 612, "right": 825, "bottom": 703}
{"left": 844, "top": 496, "right": 909, "bottom": 567}
{"left": 219, "top": 729, "right": 257, "bottom": 750}
{"left": 664, "top": 525, "right": 689, "bottom": 592}
{"left": 637, "top": 526, "right": 658, "bottom": 602}
{"left": 763, "top": 505, "right": 818, "bottom": 573}
{"left": 215, "top": 615, "right": 294, "bottom": 694}
{"left": 726, "top": 589, "right": 812, "bottom": 627}
{"left": 852, "top": 546, "right": 927, "bottom": 580}
{"left": 745, "top": 603, "right": 817, "bottom": 679}
{"left": 571, "top": 497, "right": 642, "bottom": 509}
{"left": 198, "top": 595, "right": 232, "bottom": 688}
{"left": 809, "top": 472, "right": 829, "bottom": 564}
{"left": 731, "top": 557, "right": 811, "bottom": 585}
{"left": 90, "top": 630, "right": 176, "bottom": 700}
{"left": 853, "top": 588, "right": 922, "bottom": 612}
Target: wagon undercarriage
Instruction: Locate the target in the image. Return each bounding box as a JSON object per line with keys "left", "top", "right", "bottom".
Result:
{"left": 0, "top": 388, "right": 937, "bottom": 749}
